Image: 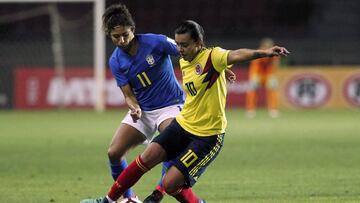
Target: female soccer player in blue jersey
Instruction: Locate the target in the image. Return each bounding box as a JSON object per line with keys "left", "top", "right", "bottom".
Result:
{"left": 81, "top": 4, "right": 236, "bottom": 203}
{"left": 81, "top": 3, "right": 184, "bottom": 203}
{"left": 82, "top": 20, "right": 289, "bottom": 203}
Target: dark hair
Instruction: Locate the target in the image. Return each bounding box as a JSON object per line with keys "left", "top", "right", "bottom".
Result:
{"left": 175, "top": 20, "right": 204, "bottom": 44}
{"left": 102, "top": 4, "right": 135, "bottom": 35}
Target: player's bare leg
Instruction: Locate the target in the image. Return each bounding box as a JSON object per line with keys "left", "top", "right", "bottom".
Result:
{"left": 108, "top": 123, "right": 146, "bottom": 200}
{"left": 143, "top": 118, "right": 173, "bottom": 203}
{"left": 267, "top": 88, "right": 279, "bottom": 118}
{"left": 246, "top": 90, "right": 257, "bottom": 118}
{"left": 162, "top": 166, "right": 206, "bottom": 203}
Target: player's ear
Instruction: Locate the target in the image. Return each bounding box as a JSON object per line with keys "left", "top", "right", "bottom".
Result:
{"left": 130, "top": 26, "right": 135, "bottom": 33}
{"left": 196, "top": 39, "right": 203, "bottom": 48}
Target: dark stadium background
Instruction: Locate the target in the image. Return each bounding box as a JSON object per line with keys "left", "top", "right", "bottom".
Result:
{"left": 0, "top": 0, "right": 359, "bottom": 109}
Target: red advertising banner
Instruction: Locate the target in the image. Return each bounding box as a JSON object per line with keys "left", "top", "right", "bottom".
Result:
{"left": 14, "top": 67, "right": 261, "bottom": 109}
{"left": 15, "top": 68, "right": 120, "bottom": 109}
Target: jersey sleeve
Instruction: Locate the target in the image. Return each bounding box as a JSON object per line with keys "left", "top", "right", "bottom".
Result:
{"left": 109, "top": 55, "right": 128, "bottom": 87}
{"left": 211, "top": 47, "right": 231, "bottom": 72}
{"left": 158, "top": 35, "right": 179, "bottom": 56}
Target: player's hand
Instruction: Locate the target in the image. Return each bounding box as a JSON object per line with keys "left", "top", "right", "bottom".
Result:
{"left": 267, "top": 46, "right": 290, "bottom": 57}
{"left": 225, "top": 69, "right": 236, "bottom": 83}
{"left": 129, "top": 104, "right": 142, "bottom": 123}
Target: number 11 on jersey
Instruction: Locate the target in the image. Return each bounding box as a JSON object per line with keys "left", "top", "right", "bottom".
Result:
{"left": 137, "top": 72, "right": 152, "bottom": 87}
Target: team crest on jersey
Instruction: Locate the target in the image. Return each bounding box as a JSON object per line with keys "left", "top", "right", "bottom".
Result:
{"left": 146, "top": 54, "right": 155, "bottom": 67}
{"left": 195, "top": 64, "right": 202, "bottom": 75}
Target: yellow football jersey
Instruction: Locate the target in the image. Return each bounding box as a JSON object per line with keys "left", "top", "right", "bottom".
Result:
{"left": 176, "top": 47, "right": 231, "bottom": 136}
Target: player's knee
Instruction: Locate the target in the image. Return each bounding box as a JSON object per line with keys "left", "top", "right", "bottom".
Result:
{"left": 107, "top": 146, "right": 125, "bottom": 161}
{"left": 162, "top": 170, "right": 185, "bottom": 195}
{"left": 162, "top": 178, "right": 178, "bottom": 194}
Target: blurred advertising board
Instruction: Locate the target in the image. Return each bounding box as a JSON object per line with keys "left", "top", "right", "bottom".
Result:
{"left": 13, "top": 66, "right": 360, "bottom": 109}
{"left": 14, "top": 68, "right": 125, "bottom": 109}
{"left": 14, "top": 68, "right": 253, "bottom": 109}
{"left": 278, "top": 66, "right": 360, "bottom": 108}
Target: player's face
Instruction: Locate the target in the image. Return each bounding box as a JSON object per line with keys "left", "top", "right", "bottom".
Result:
{"left": 110, "top": 25, "right": 135, "bottom": 50}
{"left": 175, "top": 33, "right": 202, "bottom": 62}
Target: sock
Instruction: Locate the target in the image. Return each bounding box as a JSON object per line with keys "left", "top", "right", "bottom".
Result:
{"left": 156, "top": 161, "right": 171, "bottom": 194}
{"left": 109, "top": 159, "right": 134, "bottom": 198}
{"left": 105, "top": 196, "right": 115, "bottom": 203}
{"left": 107, "top": 156, "right": 149, "bottom": 201}
{"left": 170, "top": 188, "right": 199, "bottom": 203}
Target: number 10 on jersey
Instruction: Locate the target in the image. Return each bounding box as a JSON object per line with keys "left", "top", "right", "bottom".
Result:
{"left": 185, "top": 82, "right": 197, "bottom": 96}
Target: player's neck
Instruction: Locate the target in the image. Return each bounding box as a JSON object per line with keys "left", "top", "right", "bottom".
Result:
{"left": 188, "top": 46, "right": 204, "bottom": 62}
{"left": 126, "top": 37, "right": 138, "bottom": 56}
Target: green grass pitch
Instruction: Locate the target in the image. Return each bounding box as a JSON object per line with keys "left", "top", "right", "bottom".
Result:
{"left": 0, "top": 109, "right": 360, "bottom": 203}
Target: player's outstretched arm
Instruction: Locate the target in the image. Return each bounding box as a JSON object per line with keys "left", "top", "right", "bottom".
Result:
{"left": 227, "top": 46, "right": 290, "bottom": 65}
{"left": 120, "top": 84, "right": 142, "bottom": 122}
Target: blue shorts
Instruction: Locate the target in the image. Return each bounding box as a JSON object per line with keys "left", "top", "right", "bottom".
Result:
{"left": 152, "top": 119, "right": 224, "bottom": 187}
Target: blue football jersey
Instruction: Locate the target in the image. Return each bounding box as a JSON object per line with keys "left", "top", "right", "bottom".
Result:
{"left": 109, "top": 34, "right": 184, "bottom": 111}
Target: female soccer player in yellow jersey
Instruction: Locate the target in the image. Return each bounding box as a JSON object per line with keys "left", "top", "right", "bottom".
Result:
{"left": 84, "top": 20, "right": 289, "bottom": 203}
